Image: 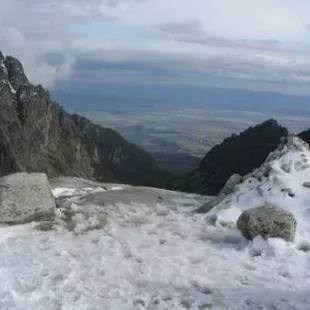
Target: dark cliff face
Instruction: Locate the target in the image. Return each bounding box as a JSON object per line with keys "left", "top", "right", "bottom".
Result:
{"left": 170, "top": 119, "right": 288, "bottom": 195}
{"left": 0, "top": 52, "right": 166, "bottom": 188}
{"left": 298, "top": 129, "right": 310, "bottom": 146}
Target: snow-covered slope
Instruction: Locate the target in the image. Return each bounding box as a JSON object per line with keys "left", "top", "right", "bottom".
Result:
{"left": 212, "top": 135, "right": 310, "bottom": 244}
{"left": 1, "top": 140, "right": 310, "bottom": 310}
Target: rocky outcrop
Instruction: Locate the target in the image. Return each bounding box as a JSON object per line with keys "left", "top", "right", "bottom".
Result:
{"left": 0, "top": 51, "right": 167, "bottom": 188}
{"left": 3, "top": 56, "right": 29, "bottom": 89}
{"left": 0, "top": 173, "right": 55, "bottom": 224}
{"left": 236, "top": 205, "right": 297, "bottom": 242}
{"left": 298, "top": 128, "right": 310, "bottom": 146}
{"left": 170, "top": 119, "right": 288, "bottom": 195}
{"left": 218, "top": 173, "right": 243, "bottom": 196}
{"left": 195, "top": 173, "right": 242, "bottom": 214}
{"left": 242, "top": 133, "right": 310, "bottom": 185}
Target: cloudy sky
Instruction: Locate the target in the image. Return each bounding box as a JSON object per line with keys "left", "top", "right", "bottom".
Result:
{"left": 1, "top": 0, "right": 310, "bottom": 94}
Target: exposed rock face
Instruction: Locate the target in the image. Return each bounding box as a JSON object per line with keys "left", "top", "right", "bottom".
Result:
{"left": 236, "top": 205, "right": 297, "bottom": 242}
{"left": 3, "top": 56, "right": 29, "bottom": 89}
{"left": 170, "top": 119, "right": 288, "bottom": 195}
{"left": 0, "top": 52, "right": 166, "bottom": 187}
{"left": 0, "top": 173, "right": 55, "bottom": 224}
{"left": 298, "top": 129, "right": 310, "bottom": 147}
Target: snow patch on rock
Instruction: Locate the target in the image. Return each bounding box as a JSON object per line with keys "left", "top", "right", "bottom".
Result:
{"left": 211, "top": 135, "right": 310, "bottom": 244}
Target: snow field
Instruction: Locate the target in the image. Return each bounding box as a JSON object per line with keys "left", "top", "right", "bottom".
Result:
{"left": 0, "top": 185, "right": 309, "bottom": 309}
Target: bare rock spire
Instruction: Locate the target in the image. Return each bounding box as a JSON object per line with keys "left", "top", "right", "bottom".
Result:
{"left": 4, "top": 56, "right": 29, "bottom": 90}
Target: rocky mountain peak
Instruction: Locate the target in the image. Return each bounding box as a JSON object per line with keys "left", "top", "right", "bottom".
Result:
{"left": 3, "top": 55, "right": 29, "bottom": 90}
{"left": 266, "top": 133, "right": 308, "bottom": 162}
{"left": 261, "top": 118, "right": 279, "bottom": 127}
{"left": 217, "top": 134, "right": 310, "bottom": 240}
{"left": 244, "top": 134, "right": 310, "bottom": 183}
{"left": 170, "top": 118, "right": 288, "bottom": 195}
{"left": 298, "top": 128, "right": 310, "bottom": 147}
{"left": 0, "top": 56, "right": 6, "bottom": 82}
{"left": 0, "top": 51, "right": 167, "bottom": 188}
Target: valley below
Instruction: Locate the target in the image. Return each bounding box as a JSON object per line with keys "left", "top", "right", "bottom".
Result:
{"left": 75, "top": 106, "right": 310, "bottom": 174}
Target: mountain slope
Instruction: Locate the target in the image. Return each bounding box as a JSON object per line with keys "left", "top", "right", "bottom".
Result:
{"left": 170, "top": 119, "right": 288, "bottom": 195}
{"left": 0, "top": 51, "right": 167, "bottom": 187}
{"left": 211, "top": 134, "right": 310, "bottom": 241}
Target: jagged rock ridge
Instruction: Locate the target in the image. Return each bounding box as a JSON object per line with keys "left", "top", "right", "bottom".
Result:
{"left": 170, "top": 119, "right": 288, "bottom": 195}
{"left": 0, "top": 52, "right": 167, "bottom": 187}
{"left": 298, "top": 128, "right": 310, "bottom": 147}
{"left": 210, "top": 135, "right": 310, "bottom": 241}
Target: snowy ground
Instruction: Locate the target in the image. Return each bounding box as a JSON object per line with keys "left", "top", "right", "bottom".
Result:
{"left": 0, "top": 168, "right": 310, "bottom": 309}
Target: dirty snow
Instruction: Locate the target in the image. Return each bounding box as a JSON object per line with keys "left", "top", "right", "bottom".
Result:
{"left": 1, "top": 138, "right": 310, "bottom": 310}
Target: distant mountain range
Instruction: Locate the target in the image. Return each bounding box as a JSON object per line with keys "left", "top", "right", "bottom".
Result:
{"left": 53, "top": 83, "right": 310, "bottom": 116}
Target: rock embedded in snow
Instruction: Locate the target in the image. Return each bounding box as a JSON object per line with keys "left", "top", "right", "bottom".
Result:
{"left": 0, "top": 173, "right": 55, "bottom": 224}
{"left": 195, "top": 196, "right": 223, "bottom": 214}
{"left": 212, "top": 135, "right": 310, "bottom": 241}
{"left": 34, "top": 221, "right": 54, "bottom": 231}
{"left": 219, "top": 173, "right": 243, "bottom": 196}
{"left": 54, "top": 197, "right": 74, "bottom": 221}
{"left": 55, "top": 197, "right": 72, "bottom": 212}
{"left": 237, "top": 205, "right": 297, "bottom": 242}
{"left": 302, "top": 182, "right": 310, "bottom": 189}
{"left": 195, "top": 173, "right": 242, "bottom": 214}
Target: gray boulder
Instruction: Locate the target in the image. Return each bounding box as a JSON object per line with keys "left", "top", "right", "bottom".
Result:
{"left": 236, "top": 205, "right": 297, "bottom": 242}
{"left": 219, "top": 173, "right": 243, "bottom": 196}
{"left": 0, "top": 173, "right": 55, "bottom": 224}
{"left": 195, "top": 173, "right": 242, "bottom": 214}
{"left": 302, "top": 182, "right": 310, "bottom": 189}
{"left": 195, "top": 195, "right": 224, "bottom": 214}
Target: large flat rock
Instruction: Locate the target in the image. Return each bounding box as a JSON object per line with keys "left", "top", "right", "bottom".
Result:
{"left": 0, "top": 173, "right": 55, "bottom": 224}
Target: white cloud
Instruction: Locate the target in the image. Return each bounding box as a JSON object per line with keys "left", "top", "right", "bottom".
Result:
{"left": 0, "top": 0, "right": 121, "bottom": 86}
{"left": 1, "top": 0, "right": 310, "bottom": 93}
